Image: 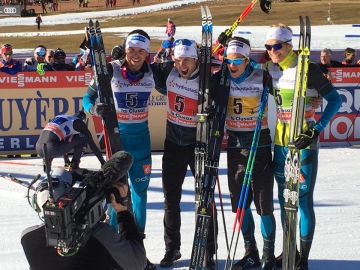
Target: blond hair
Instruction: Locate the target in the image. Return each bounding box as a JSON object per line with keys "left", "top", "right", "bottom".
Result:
{"left": 270, "top": 24, "right": 293, "bottom": 34}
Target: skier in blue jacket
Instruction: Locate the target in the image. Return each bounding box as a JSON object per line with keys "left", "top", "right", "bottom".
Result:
{"left": 82, "top": 29, "right": 168, "bottom": 270}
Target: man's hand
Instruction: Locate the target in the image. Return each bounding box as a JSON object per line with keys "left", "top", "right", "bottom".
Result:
{"left": 204, "top": 104, "right": 216, "bottom": 120}
{"left": 110, "top": 182, "right": 129, "bottom": 213}
{"left": 25, "top": 57, "right": 34, "bottom": 65}
{"left": 310, "top": 96, "right": 323, "bottom": 110}
{"left": 111, "top": 45, "right": 125, "bottom": 61}
{"left": 217, "top": 29, "right": 230, "bottom": 46}
{"left": 153, "top": 54, "right": 160, "bottom": 63}
{"left": 294, "top": 127, "right": 320, "bottom": 149}
{"left": 260, "top": 0, "right": 272, "bottom": 14}
{"left": 90, "top": 103, "right": 110, "bottom": 117}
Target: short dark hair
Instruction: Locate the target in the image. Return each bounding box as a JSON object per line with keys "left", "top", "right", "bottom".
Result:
{"left": 127, "top": 29, "right": 150, "bottom": 41}
{"left": 344, "top": 47, "right": 355, "bottom": 57}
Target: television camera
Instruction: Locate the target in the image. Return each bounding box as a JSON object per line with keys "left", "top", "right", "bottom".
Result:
{"left": 34, "top": 146, "right": 132, "bottom": 255}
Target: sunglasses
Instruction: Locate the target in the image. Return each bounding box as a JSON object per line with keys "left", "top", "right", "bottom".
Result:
{"left": 36, "top": 52, "right": 46, "bottom": 57}
{"left": 4, "top": 52, "right": 12, "bottom": 56}
{"left": 264, "top": 42, "right": 289, "bottom": 51}
{"left": 225, "top": 57, "right": 247, "bottom": 65}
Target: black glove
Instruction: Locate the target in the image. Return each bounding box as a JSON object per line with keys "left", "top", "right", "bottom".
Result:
{"left": 294, "top": 127, "right": 320, "bottom": 149}
{"left": 260, "top": 0, "right": 272, "bottom": 14}
{"left": 217, "top": 30, "right": 230, "bottom": 46}
{"left": 111, "top": 45, "right": 125, "bottom": 61}
{"left": 204, "top": 104, "right": 216, "bottom": 120}
{"left": 90, "top": 103, "right": 110, "bottom": 117}
{"left": 108, "top": 186, "right": 129, "bottom": 206}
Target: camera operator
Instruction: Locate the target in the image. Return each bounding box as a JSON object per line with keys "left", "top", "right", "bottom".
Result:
{"left": 21, "top": 180, "right": 147, "bottom": 270}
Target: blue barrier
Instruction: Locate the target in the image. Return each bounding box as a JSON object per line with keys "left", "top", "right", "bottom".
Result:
{"left": 345, "top": 35, "right": 360, "bottom": 38}
{"left": 293, "top": 34, "right": 300, "bottom": 37}
{"left": 238, "top": 31, "right": 251, "bottom": 34}
{"left": 352, "top": 24, "right": 360, "bottom": 27}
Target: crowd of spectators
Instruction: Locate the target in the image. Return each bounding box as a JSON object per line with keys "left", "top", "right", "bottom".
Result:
{"left": 0, "top": 44, "right": 92, "bottom": 75}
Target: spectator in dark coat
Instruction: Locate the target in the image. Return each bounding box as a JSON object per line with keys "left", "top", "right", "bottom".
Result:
{"left": 53, "top": 48, "right": 75, "bottom": 71}
{"left": 0, "top": 43, "right": 22, "bottom": 75}
{"left": 317, "top": 48, "right": 343, "bottom": 81}
{"left": 36, "top": 14, "right": 42, "bottom": 30}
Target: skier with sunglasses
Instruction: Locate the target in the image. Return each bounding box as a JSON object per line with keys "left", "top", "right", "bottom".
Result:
{"left": 265, "top": 24, "right": 342, "bottom": 270}
{"left": 211, "top": 36, "right": 276, "bottom": 270}
{"left": 23, "top": 45, "right": 55, "bottom": 73}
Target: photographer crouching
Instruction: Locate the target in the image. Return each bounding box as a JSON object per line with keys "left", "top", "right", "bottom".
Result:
{"left": 20, "top": 151, "right": 147, "bottom": 270}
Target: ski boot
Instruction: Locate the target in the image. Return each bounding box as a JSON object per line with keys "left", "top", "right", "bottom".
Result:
{"left": 295, "top": 257, "right": 309, "bottom": 270}
{"left": 274, "top": 253, "right": 282, "bottom": 269}
{"left": 231, "top": 241, "right": 261, "bottom": 270}
{"left": 160, "top": 248, "right": 181, "bottom": 268}
{"left": 261, "top": 247, "right": 276, "bottom": 270}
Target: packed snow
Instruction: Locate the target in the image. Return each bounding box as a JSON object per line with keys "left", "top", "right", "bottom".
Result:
{"left": 0, "top": 1, "right": 359, "bottom": 270}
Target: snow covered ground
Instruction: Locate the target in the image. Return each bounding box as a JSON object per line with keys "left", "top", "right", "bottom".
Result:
{"left": 0, "top": 1, "right": 360, "bottom": 269}
{"left": 1, "top": 148, "right": 360, "bottom": 270}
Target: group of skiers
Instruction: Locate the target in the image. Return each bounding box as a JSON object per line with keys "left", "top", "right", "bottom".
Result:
{"left": 21, "top": 1, "right": 343, "bottom": 270}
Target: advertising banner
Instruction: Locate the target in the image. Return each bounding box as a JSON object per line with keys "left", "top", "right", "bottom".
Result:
{"left": 0, "top": 71, "right": 168, "bottom": 155}
{"left": 318, "top": 67, "right": 360, "bottom": 146}
{"left": 0, "top": 5, "right": 21, "bottom": 17}
{"left": 0, "top": 71, "right": 91, "bottom": 155}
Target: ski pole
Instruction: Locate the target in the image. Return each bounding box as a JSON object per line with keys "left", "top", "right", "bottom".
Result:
{"left": 213, "top": 0, "right": 259, "bottom": 54}
{"left": 216, "top": 174, "right": 230, "bottom": 261}
{"left": 225, "top": 84, "right": 270, "bottom": 269}
{"left": 0, "top": 174, "right": 36, "bottom": 191}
